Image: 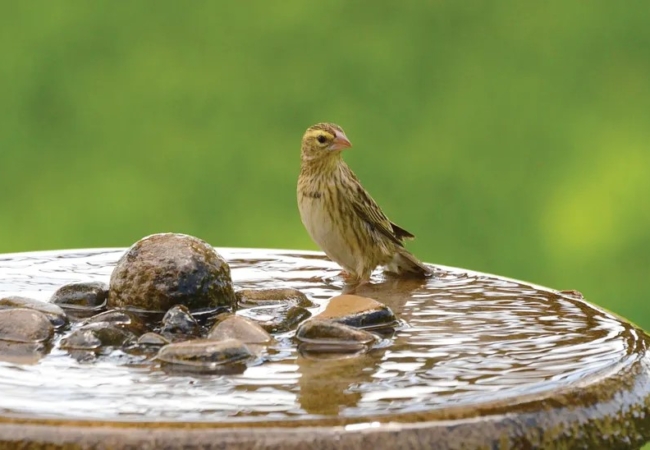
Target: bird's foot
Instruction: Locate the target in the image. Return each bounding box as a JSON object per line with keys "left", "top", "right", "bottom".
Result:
{"left": 339, "top": 270, "right": 368, "bottom": 283}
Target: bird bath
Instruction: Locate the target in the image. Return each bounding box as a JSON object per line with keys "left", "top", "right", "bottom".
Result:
{"left": 0, "top": 248, "right": 649, "bottom": 449}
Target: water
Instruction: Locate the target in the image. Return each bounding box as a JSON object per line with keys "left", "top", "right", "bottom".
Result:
{"left": 0, "top": 248, "right": 642, "bottom": 424}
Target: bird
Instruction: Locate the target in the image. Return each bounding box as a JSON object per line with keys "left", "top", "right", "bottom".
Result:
{"left": 297, "top": 122, "right": 432, "bottom": 284}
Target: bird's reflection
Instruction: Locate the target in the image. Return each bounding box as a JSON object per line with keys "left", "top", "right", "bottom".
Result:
{"left": 296, "top": 350, "right": 383, "bottom": 415}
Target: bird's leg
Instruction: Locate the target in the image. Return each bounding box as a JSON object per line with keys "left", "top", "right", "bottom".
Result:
{"left": 338, "top": 270, "right": 353, "bottom": 280}
{"left": 342, "top": 271, "right": 371, "bottom": 289}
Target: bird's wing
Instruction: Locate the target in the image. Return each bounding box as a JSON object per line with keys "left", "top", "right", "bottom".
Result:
{"left": 390, "top": 222, "right": 415, "bottom": 241}
{"left": 344, "top": 167, "right": 405, "bottom": 247}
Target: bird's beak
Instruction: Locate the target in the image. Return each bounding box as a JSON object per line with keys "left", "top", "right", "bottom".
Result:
{"left": 330, "top": 130, "right": 352, "bottom": 151}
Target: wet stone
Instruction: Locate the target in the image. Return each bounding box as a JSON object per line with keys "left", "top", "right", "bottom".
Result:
{"left": 50, "top": 281, "right": 108, "bottom": 318}
{"left": 82, "top": 310, "right": 148, "bottom": 335}
{"left": 204, "top": 312, "right": 235, "bottom": 330}
{"left": 296, "top": 319, "right": 377, "bottom": 356}
{"left": 156, "top": 338, "right": 253, "bottom": 373}
{"left": 237, "top": 288, "right": 314, "bottom": 308}
{"left": 188, "top": 306, "right": 230, "bottom": 326}
{"left": 316, "top": 294, "right": 398, "bottom": 330}
{"left": 208, "top": 315, "right": 272, "bottom": 344}
{"left": 137, "top": 332, "right": 170, "bottom": 347}
{"left": 108, "top": 233, "right": 237, "bottom": 312}
{"left": 243, "top": 305, "right": 312, "bottom": 334}
{"left": 60, "top": 323, "right": 135, "bottom": 350}
{"left": 0, "top": 309, "right": 54, "bottom": 343}
{"left": 0, "top": 296, "right": 68, "bottom": 329}
{"left": 119, "top": 307, "right": 166, "bottom": 324}
{"left": 296, "top": 319, "right": 377, "bottom": 352}
{"left": 159, "top": 305, "right": 200, "bottom": 337}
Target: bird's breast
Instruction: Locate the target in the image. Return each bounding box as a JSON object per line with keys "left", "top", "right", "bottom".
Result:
{"left": 298, "top": 184, "right": 361, "bottom": 271}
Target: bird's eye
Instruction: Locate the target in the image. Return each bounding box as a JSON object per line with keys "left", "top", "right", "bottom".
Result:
{"left": 316, "top": 135, "right": 327, "bottom": 144}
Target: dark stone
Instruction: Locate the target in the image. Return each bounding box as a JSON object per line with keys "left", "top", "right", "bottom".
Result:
{"left": 315, "top": 295, "right": 397, "bottom": 330}
{"left": 107, "top": 233, "right": 236, "bottom": 312}
{"left": 0, "top": 309, "right": 54, "bottom": 343}
{"left": 82, "top": 309, "right": 148, "bottom": 335}
{"left": 208, "top": 315, "right": 272, "bottom": 344}
{"left": 156, "top": 338, "right": 253, "bottom": 373}
{"left": 159, "top": 305, "right": 200, "bottom": 337}
{"left": 237, "top": 288, "right": 314, "bottom": 308}
{"left": 188, "top": 306, "right": 231, "bottom": 326}
{"left": 50, "top": 281, "right": 108, "bottom": 317}
{"left": 247, "top": 305, "right": 311, "bottom": 334}
{"left": 60, "top": 322, "right": 135, "bottom": 350}
{"left": 0, "top": 296, "right": 68, "bottom": 329}
{"left": 118, "top": 307, "right": 166, "bottom": 324}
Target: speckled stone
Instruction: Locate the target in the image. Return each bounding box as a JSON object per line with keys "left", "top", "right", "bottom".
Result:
{"left": 107, "top": 233, "right": 236, "bottom": 312}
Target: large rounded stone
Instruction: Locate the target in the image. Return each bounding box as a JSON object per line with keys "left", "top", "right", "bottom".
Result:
{"left": 108, "top": 233, "right": 236, "bottom": 312}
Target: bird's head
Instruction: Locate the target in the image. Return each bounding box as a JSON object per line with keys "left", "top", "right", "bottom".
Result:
{"left": 301, "top": 123, "right": 352, "bottom": 162}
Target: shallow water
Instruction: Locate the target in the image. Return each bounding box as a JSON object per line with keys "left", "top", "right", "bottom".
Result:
{"left": 0, "top": 248, "right": 641, "bottom": 423}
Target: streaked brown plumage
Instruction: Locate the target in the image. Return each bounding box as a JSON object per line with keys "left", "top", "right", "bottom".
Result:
{"left": 297, "top": 123, "right": 432, "bottom": 283}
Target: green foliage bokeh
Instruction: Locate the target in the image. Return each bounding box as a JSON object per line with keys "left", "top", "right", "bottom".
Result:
{"left": 1, "top": 2, "right": 648, "bottom": 331}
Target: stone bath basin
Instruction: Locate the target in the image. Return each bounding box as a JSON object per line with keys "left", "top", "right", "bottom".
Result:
{"left": 0, "top": 248, "right": 648, "bottom": 449}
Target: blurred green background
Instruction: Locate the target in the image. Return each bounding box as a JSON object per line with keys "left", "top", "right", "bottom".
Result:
{"left": 1, "top": 2, "right": 648, "bottom": 331}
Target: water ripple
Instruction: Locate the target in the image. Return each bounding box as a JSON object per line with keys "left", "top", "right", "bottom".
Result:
{"left": 0, "top": 248, "right": 643, "bottom": 422}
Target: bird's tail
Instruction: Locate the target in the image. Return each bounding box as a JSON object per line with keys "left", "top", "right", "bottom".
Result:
{"left": 386, "top": 248, "right": 433, "bottom": 278}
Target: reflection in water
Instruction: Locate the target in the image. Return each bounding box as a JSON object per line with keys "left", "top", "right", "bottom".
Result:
{"left": 297, "top": 353, "right": 380, "bottom": 415}
{"left": 0, "top": 248, "right": 643, "bottom": 422}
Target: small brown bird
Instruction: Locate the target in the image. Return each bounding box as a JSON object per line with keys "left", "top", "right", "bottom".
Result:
{"left": 297, "top": 122, "right": 432, "bottom": 283}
